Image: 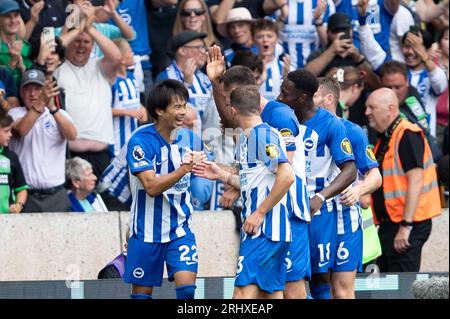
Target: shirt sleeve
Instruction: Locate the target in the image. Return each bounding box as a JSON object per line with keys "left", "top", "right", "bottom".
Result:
{"left": 258, "top": 128, "right": 289, "bottom": 173}
{"left": 10, "top": 151, "right": 28, "bottom": 192}
{"left": 350, "top": 125, "right": 379, "bottom": 175}
{"left": 266, "top": 109, "right": 299, "bottom": 152}
{"left": 328, "top": 119, "right": 355, "bottom": 166}
{"left": 398, "top": 130, "right": 425, "bottom": 172}
{"left": 126, "top": 135, "right": 155, "bottom": 175}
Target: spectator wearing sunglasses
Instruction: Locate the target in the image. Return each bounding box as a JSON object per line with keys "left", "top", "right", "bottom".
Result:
{"left": 173, "top": 0, "right": 219, "bottom": 49}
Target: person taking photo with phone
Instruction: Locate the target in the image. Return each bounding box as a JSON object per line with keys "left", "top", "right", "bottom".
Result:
{"left": 304, "top": 12, "right": 380, "bottom": 90}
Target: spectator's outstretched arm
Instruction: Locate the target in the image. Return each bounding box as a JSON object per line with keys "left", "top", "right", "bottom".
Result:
{"left": 263, "top": 0, "right": 289, "bottom": 16}
{"left": 414, "top": 0, "right": 448, "bottom": 22}
{"left": 304, "top": 35, "right": 348, "bottom": 75}
{"left": 101, "top": 0, "right": 136, "bottom": 41}
{"left": 24, "top": 0, "right": 45, "bottom": 40}
{"left": 209, "top": 0, "right": 236, "bottom": 25}
{"left": 43, "top": 80, "right": 77, "bottom": 140}
{"left": 384, "top": 0, "right": 400, "bottom": 16}
{"left": 358, "top": 0, "right": 386, "bottom": 71}
{"left": 60, "top": 15, "right": 87, "bottom": 48}
{"left": 359, "top": 25, "right": 386, "bottom": 70}
{"left": 85, "top": 18, "right": 122, "bottom": 83}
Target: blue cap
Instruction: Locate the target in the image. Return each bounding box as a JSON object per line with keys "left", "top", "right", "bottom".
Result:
{"left": 0, "top": 0, "right": 20, "bottom": 16}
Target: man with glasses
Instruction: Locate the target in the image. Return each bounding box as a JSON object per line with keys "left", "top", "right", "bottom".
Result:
{"left": 157, "top": 31, "right": 212, "bottom": 124}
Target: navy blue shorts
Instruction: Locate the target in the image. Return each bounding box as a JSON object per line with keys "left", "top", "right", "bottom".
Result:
{"left": 124, "top": 233, "right": 198, "bottom": 287}
{"left": 234, "top": 236, "right": 290, "bottom": 294}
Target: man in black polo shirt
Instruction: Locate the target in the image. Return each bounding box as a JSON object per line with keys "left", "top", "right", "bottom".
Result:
{"left": 18, "top": 0, "right": 69, "bottom": 43}
{"left": 365, "top": 88, "right": 441, "bottom": 272}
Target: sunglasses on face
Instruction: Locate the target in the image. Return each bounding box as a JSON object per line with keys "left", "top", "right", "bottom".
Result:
{"left": 180, "top": 8, "right": 206, "bottom": 17}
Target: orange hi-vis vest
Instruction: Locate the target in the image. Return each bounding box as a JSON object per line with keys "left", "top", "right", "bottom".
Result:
{"left": 373, "top": 119, "right": 441, "bottom": 223}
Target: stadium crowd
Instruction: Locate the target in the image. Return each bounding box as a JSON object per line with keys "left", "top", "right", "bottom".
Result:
{"left": 0, "top": 0, "right": 448, "bottom": 299}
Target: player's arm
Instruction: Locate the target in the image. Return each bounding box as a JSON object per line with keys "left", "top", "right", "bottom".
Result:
{"left": 340, "top": 167, "right": 382, "bottom": 206}
{"left": 192, "top": 162, "right": 241, "bottom": 190}
{"left": 310, "top": 160, "right": 357, "bottom": 215}
{"left": 206, "top": 46, "right": 239, "bottom": 129}
{"left": 340, "top": 130, "right": 382, "bottom": 206}
{"left": 136, "top": 166, "right": 193, "bottom": 197}
{"left": 243, "top": 162, "right": 295, "bottom": 235}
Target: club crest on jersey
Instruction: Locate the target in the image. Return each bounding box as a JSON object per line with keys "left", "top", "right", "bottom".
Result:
{"left": 304, "top": 138, "right": 316, "bottom": 152}
{"left": 132, "top": 145, "right": 145, "bottom": 161}
{"left": 280, "top": 128, "right": 295, "bottom": 145}
{"left": 340, "top": 138, "right": 353, "bottom": 155}
{"left": 265, "top": 144, "right": 280, "bottom": 159}
{"left": 366, "top": 145, "right": 377, "bottom": 162}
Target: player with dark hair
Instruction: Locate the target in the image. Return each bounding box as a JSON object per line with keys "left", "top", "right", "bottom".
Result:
{"left": 124, "top": 79, "right": 206, "bottom": 299}
{"left": 314, "top": 77, "right": 381, "bottom": 298}
{"left": 278, "top": 69, "right": 357, "bottom": 299}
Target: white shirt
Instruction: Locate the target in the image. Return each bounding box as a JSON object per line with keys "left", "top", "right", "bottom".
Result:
{"left": 55, "top": 59, "right": 114, "bottom": 145}
{"left": 390, "top": 5, "right": 414, "bottom": 63}
{"left": 8, "top": 107, "right": 73, "bottom": 189}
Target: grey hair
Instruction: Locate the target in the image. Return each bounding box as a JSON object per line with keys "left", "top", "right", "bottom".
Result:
{"left": 411, "top": 276, "right": 449, "bottom": 299}
{"left": 66, "top": 157, "right": 92, "bottom": 182}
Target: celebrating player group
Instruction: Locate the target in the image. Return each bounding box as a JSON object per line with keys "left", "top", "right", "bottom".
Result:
{"left": 122, "top": 45, "right": 381, "bottom": 300}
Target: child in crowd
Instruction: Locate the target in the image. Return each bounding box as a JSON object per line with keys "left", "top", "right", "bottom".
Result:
{"left": 0, "top": 107, "right": 28, "bottom": 214}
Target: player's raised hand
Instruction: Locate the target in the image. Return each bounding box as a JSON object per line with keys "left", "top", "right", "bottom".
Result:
{"left": 191, "top": 161, "right": 222, "bottom": 181}
{"left": 243, "top": 210, "right": 264, "bottom": 235}
{"left": 206, "top": 45, "right": 225, "bottom": 84}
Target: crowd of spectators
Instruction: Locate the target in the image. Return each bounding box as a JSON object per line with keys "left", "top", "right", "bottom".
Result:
{"left": 0, "top": 0, "right": 447, "bottom": 219}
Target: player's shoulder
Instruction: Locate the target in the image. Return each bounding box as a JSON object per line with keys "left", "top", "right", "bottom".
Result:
{"left": 129, "top": 124, "right": 160, "bottom": 146}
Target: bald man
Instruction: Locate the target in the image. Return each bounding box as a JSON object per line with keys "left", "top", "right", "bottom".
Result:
{"left": 365, "top": 88, "right": 441, "bottom": 272}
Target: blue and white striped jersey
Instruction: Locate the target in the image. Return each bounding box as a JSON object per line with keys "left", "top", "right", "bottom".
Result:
{"left": 236, "top": 123, "right": 292, "bottom": 242}
{"left": 277, "top": 0, "right": 335, "bottom": 69}
{"left": 336, "top": 119, "right": 378, "bottom": 235}
{"left": 261, "top": 100, "right": 310, "bottom": 222}
{"left": 126, "top": 124, "right": 203, "bottom": 243}
{"left": 111, "top": 72, "right": 141, "bottom": 157}
{"left": 100, "top": 145, "right": 132, "bottom": 207}
{"left": 335, "top": 0, "right": 394, "bottom": 55}
{"left": 156, "top": 61, "right": 212, "bottom": 121}
{"left": 290, "top": 124, "right": 311, "bottom": 222}
{"left": 259, "top": 58, "right": 285, "bottom": 101}
{"left": 302, "top": 108, "right": 355, "bottom": 214}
